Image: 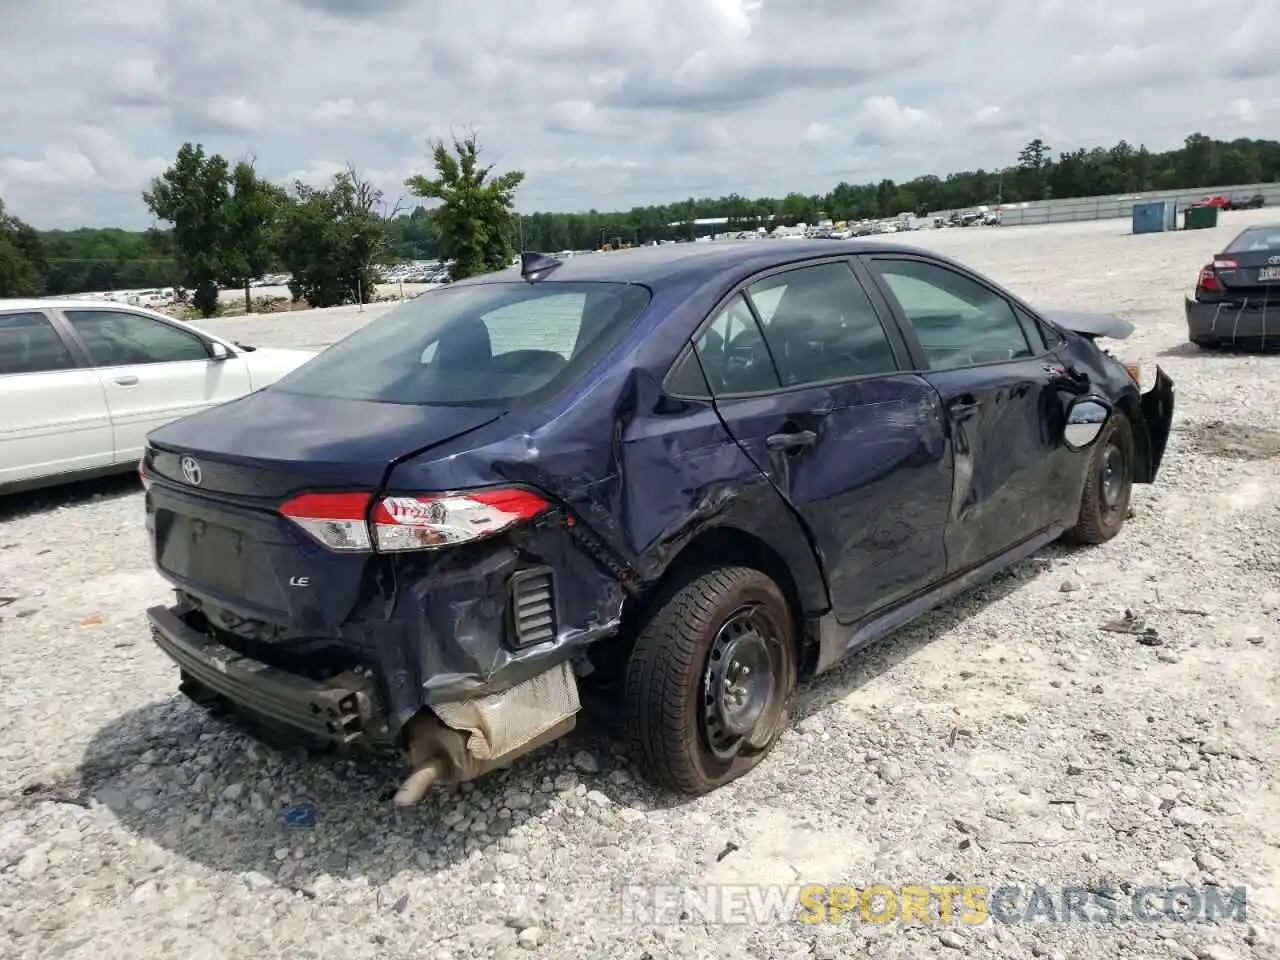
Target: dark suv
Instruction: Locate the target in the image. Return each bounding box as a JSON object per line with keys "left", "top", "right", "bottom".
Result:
{"left": 141, "top": 242, "right": 1174, "bottom": 801}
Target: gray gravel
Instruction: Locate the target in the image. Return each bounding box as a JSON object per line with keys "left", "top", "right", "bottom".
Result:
{"left": 2, "top": 212, "right": 1279, "bottom": 959}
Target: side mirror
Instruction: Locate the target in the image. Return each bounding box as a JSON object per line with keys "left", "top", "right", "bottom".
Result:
{"left": 1063, "top": 396, "right": 1111, "bottom": 451}
{"left": 209, "top": 341, "right": 232, "bottom": 361}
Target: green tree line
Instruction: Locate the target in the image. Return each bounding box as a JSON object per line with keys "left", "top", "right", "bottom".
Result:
{"left": 2, "top": 132, "right": 1277, "bottom": 305}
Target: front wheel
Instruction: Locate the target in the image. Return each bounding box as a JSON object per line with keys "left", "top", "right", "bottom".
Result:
{"left": 1063, "top": 413, "right": 1135, "bottom": 545}
{"left": 623, "top": 566, "right": 797, "bottom": 795}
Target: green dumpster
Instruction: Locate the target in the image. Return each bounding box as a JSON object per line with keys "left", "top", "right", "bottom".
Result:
{"left": 1183, "top": 204, "right": 1219, "bottom": 230}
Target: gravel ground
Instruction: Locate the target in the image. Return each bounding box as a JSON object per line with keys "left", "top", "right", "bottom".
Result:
{"left": 2, "top": 211, "right": 1279, "bottom": 960}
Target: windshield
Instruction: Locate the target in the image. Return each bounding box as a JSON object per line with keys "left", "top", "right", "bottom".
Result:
{"left": 1224, "top": 227, "right": 1280, "bottom": 253}
{"left": 271, "top": 281, "right": 652, "bottom": 406}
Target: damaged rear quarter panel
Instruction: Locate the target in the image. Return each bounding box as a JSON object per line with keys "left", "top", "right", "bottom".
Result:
{"left": 376, "top": 280, "right": 829, "bottom": 715}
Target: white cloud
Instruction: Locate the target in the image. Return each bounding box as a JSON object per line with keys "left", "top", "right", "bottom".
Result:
{"left": 309, "top": 98, "right": 392, "bottom": 125}
{"left": 1226, "top": 98, "right": 1258, "bottom": 124}
{"left": 802, "top": 122, "right": 838, "bottom": 145}
{"left": 0, "top": 0, "right": 1272, "bottom": 227}
{"left": 854, "top": 96, "right": 939, "bottom": 145}
{"left": 196, "top": 96, "right": 265, "bottom": 133}
{"left": 0, "top": 128, "right": 165, "bottom": 192}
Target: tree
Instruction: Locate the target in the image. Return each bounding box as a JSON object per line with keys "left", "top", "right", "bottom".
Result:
{"left": 405, "top": 133, "right": 525, "bottom": 280}
{"left": 277, "top": 165, "right": 388, "bottom": 309}
{"left": 22, "top": 130, "right": 1280, "bottom": 298}
{"left": 1016, "top": 138, "right": 1053, "bottom": 201}
{"left": 0, "top": 200, "right": 47, "bottom": 297}
{"left": 222, "top": 159, "right": 286, "bottom": 314}
{"left": 143, "top": 143, "right": 231, "bottom": 317}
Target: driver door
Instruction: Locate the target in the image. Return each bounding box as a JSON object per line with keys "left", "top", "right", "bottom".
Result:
{"left": 860, "top": 254, "right": 1071, "bottom": 573}
{"left": 57, "top": 308, "right": 252, "bottom": 464}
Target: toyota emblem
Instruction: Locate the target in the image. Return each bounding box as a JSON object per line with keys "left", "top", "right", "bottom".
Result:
{"left": 180, "top": 456, "right": 203, "bottom": 485}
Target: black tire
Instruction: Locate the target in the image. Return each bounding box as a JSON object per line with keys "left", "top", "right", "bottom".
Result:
{"left": 1063, "top": 413, "right": 1135, "bottom": 545}
{"left": 623, "top": 566, "right": 797, "bottom": 795}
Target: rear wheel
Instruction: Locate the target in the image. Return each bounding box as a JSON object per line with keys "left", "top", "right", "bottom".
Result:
{"left": 1064, "top": 413, "right": 1134, "bottom": 545}
{"left": 623, "top": 566, "right": 796, "bottom": 795}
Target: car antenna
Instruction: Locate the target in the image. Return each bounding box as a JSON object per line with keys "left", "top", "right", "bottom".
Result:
{"left": 520, "top": 252, "right": 562, "bottom": 284}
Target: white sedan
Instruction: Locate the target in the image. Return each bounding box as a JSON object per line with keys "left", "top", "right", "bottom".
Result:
{"left": 0, "top": 299, "right": 315, "bottom": 494}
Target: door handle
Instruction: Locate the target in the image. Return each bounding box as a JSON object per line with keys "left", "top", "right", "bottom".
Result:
{"left": 947, "top": 398, "right": 982, "bottom": 418}
{"left": 765, "top": 430, "right": 817, "bottom": 451}
{"left": 112, "top": 375, "right": 139, "bottom": 386}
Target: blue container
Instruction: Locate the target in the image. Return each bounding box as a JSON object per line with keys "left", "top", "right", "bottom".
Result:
{"left": 1132, "top": 200, "right": 1174, "bottom": 234}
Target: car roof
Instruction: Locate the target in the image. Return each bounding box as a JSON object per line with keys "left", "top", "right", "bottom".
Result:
{"left": 0, "top": 297, "right": 186, "bottom": 323}
{"left": 461, "top": 239, "right": 940, "bottom": 288}
{"left": 0, "top": 297, "right": 162, "bottom": 312}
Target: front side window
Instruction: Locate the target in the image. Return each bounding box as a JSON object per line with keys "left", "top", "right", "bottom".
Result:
{"left": 272, "top": 281, "right": 652, "bottom": 406}
{"left": 869, "top": 259, "right": 1033, "bottom": 370}
{"left": 0, "top": 312, "right": 77, "bottom": 375}
{"left": 746, "top": 261, "right": 898, "bottom": 385}
{"left": 64, "top": 310, "right": 210, "bottom": 366}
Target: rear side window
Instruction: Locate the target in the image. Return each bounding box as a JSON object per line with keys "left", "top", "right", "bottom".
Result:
{"left": 1224, "top": 227, "right": 1280, "bottom": 253}
{"left": 668, "top": 293, "right": 779, "bottom": 397}
{"left": 272, "top": 281, "right": 652, "bottom": 406}
{"left": 869, "top": 259, "right": 1032, "bottom": 370}
{"left": 746, "top": 261, "right": 898, "bottom": 385}
{"left": 0, "top": 312, "right": 77, "bottom": 375}
{"left": 63, "top": 310, "right": 210, "bottom": 366}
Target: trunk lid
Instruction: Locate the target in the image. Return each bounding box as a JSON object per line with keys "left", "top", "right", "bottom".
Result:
{"left": 146, "top": 388, "right": 503, "bottom": 497}
{"left": 1212, "top": 249, "right": 1280, "bottom": 298}
{"left": 144, "top": 388, "right": 504, "bottom": 628}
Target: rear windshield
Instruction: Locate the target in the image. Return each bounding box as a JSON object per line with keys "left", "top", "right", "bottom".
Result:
{"left": 1224, "top": 226, "right": 1280, "bottom": 253}
{"left": 271, "top": 281, "right": 651, "bottom": 406}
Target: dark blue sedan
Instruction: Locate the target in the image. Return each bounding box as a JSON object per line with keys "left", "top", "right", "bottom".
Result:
{"left": 139, "top": 241, "right": 1174, "bottom": 801}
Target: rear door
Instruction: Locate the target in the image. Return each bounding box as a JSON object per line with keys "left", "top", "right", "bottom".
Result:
{"left": 57, "top": 307, "right": 252, "bottom": 464}
{"left": 860, "top": 253, "right": 1073, "bottom": 574}
{"left": 666, "top": 258, "right": 953, "bottom": 625}
{"left": 0, "top": 309, "right": 114, "bottom": 486}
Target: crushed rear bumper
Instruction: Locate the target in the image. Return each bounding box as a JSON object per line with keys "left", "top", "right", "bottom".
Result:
{"left": 1185, "top": 296, "right": 1280, "bottom": 349}
{"left": 147, "top": 602, "right": 387, "bottom": 745}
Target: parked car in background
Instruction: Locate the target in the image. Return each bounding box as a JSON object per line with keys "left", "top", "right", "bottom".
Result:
{"left": 1191, "top": 195, "right": 1231, "bottom": 209}
{"left": 1224, "top": 193, "right": 1266, "bottom": 211}
{"left": 139, "top": 241, "right": 1173, "bottom": 803}
{"left": 1186, "top": 223, "right": 1280, "bottom": 350}
{"left": 0, "top": 299, "right": 315, "bottom": 494}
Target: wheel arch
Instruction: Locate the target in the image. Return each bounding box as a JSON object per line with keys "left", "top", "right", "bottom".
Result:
{"left": 615, "top": 522, "right": 827, "bottom": 680}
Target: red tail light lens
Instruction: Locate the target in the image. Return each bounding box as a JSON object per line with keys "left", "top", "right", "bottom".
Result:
{"left": 1212, "top": 259, "right": 1238, "bottom": 270}
{"left": 1197, "top": 268, "right": 1219, "bottom": 291}
{"left": 138, "top": 458, "right": 152, "bottom": 491}
{"left": 280, "top": 492, "right": 373, "bottom": 552}
{"left": 280, "top": 488, "right": 549, "bottom": 553}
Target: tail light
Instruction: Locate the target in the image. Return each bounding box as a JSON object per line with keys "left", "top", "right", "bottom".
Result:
{"left": 1197, "top": 267, "right": 1219, "bottom": 292}
{"left": 280, "top": 488, "right": 549, "bottom": 553}
{"left": 1212, "top": 259, "right": 1238, "bottom": 270}
{"left": 138, "top": 458, "right": 152, "bottom": 491}
{"left": 1123, "top": 362, "right": 1141, "bottom": 385}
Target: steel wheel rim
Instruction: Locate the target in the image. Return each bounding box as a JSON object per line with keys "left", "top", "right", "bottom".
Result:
{"left": 1100, "top": 442, "right": 1126, "bottom": 510}
{"left": 701, "top": 604, "right": 786, "bottom": 761}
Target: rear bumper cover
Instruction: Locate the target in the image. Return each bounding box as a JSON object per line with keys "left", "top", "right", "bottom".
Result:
{"left": 147, "top": 602, "right": 386, "bottom": 745}
{"left": 1137, "top": 365, "right": 1175, "bottom": 483}
{"left": 1186, "top": 296, "right": 1280, "bottom": 346}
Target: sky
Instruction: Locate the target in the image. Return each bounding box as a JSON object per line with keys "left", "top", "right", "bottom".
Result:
{"left": 0, "top": 0, "right": 1273, "bottom": 230}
